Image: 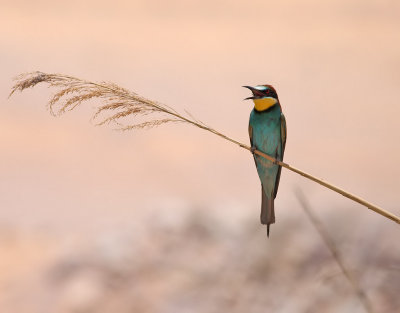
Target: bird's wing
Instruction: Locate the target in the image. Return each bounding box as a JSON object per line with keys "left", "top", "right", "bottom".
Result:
{"left": 248, "top": 123, "right": 254, "bottom": 147}
{"left": 273, "top": 113, "right": 287, "bottom": 198}
{"left": 248, "top": 124, "right": 258, "bottom": 166}
{"left": 280, "top": 113, "right": 287, "bottom": 155}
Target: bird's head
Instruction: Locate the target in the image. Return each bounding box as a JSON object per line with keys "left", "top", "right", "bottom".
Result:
{"left": 243, "top": 85, "right": 279, "bottom": 112}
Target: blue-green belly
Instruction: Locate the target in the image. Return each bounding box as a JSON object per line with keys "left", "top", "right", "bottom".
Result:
{"left": 249, "top": 106, "right": 282, "bottom": 198}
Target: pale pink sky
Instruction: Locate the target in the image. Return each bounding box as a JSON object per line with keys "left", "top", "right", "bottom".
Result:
{"left": 1, "top": 0, "right": 400, "bottom": 233}
{"left": 1, "top": 2, "right": 400, "bottom": 311}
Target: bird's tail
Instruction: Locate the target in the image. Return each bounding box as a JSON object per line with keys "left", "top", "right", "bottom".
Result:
{"left": 261, "top": 186, "right": 275, "bottom": 237}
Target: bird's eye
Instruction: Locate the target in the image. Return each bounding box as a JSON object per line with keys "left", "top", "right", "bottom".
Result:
{"left": 265, "top": 90, "right": 270, "bottom": 94}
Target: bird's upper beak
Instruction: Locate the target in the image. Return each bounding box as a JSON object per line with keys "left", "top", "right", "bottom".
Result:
{"left": 242, "top": 85, "right": 264, "bottom": 100}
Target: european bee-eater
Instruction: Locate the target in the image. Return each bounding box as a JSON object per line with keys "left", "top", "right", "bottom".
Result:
{"left": 244, "top": 85, "right": 286, "bottom": 236}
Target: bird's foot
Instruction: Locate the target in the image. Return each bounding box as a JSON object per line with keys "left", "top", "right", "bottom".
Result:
{"left": 273, "top": 155, "right": 282, "bottom": 165}
{"left": 250, "top": 146, "right": 257, "bottom": 155}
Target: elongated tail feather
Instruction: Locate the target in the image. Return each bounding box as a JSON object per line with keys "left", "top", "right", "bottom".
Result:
{"left": 261, "top": 186, "right": 275, "bottom": 237}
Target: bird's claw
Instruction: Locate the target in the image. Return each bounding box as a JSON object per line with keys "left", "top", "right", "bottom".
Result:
{"left": 250, "top": 146, "right": 257, "bottom": 155}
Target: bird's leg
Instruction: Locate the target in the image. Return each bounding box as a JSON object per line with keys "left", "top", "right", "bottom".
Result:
{"left": 251, "top": 146, "right": 257, "bottom": 155}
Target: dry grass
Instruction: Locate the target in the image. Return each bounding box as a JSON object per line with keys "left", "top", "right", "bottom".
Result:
{"left": 296, "top": 189, "right": 375, "bottom": 313}
{"left": 9, "top": 71, "right": 400, "bottom": 225}
{"left": 9, "top": 71, "right": 186, "bottom": 130}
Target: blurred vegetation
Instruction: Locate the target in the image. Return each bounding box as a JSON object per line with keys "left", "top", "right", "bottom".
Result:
{"left": 1, "top": 200, "right": 399, "bottom": 313}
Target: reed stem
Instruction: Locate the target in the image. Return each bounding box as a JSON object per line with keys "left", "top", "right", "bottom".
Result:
{"left": 9, "top": 71, "right": 400, "bottom": 225}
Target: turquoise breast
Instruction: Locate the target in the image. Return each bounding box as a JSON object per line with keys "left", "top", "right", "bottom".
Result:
{"left": 249, "top": 105, "right": 283, "bottom": 198}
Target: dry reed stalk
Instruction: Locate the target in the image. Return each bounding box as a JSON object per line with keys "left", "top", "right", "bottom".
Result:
{"left": 9, "top": 71, "right": 400, "bottom": 225}
{"left": 296, "top": 189, "right": 374, "bottom": 313}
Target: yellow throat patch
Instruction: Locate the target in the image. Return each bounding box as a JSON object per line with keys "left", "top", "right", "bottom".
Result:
{"left": 253, "top": 97, "right": 278, "bottom": 111}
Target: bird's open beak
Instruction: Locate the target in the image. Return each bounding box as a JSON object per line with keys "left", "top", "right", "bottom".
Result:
{"left": 242, "top": 85, "right": 263, "bottom": 100}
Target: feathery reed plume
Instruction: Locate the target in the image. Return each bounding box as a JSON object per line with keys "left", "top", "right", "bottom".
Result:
{"left": 9, "top": 72, "right": 185, "bottom": 130}
{"left": 9, "top": 71, "right": 400, "bottom": 225}
{"left": 296, "top": 189, "right": 374, "bottom": 313}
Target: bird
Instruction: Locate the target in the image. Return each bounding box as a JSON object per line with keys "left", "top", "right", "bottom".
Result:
{"left": 244, "top": 85, "right": 286, "bottom": 237}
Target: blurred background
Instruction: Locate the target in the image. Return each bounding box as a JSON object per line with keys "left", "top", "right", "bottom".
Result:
{"left": 1, "top": 0, "right": 400, "bottom": 312}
